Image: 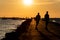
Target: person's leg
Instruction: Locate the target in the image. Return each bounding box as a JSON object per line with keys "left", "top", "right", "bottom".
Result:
{"left": 35, "top": 20, "right": 40, "bottom": 30}
{"left": 45, "top": 21, "right": 48, "bottom": 30}
{"left": 35, "top": 21, "right": 38, "bottom": 30}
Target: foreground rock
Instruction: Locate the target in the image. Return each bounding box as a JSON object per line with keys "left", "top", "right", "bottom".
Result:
{"left": 1, "top": 19, "right": 32, "bottom": 40}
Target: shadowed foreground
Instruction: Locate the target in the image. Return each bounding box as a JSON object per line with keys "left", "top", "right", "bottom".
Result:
{"left": 1, "top": 19, "right": 60, "bottom": 40}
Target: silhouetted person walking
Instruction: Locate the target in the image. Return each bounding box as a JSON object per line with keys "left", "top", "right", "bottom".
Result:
{"left": 35, "top": 13, "right": 41, "bottom": 29}
{"left": 44, "top": 11, "right": 49, "bottom": 30}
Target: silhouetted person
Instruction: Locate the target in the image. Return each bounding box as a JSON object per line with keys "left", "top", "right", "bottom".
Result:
{"left": 35, "top": 13, "right": 41, "bottom": 29}
{"left": 44, "top": 11, "right": 49, "bottom": 30}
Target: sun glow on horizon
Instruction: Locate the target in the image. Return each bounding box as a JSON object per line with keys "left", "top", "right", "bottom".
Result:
{"left": 23, "top": 0, "right": 33, "bottom": 5}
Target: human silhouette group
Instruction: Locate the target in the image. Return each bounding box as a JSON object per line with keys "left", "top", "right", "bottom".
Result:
{"left": 35, "top": 11, "right": 49, "bottom": 30}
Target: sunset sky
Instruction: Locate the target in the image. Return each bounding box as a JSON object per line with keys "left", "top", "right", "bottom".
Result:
{"left": 0, "top": 0, "right": 60, "bottom": 18}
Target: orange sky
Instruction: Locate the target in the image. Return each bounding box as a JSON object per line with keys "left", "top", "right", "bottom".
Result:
{"left": 0, "top": 0, "right": 60, "bottom": 18}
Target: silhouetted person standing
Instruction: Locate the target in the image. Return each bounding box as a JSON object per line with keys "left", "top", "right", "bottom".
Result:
{"left": 44, "top": 11, "right": 49, "bottom": 30}
{"left": 35, "top": 13, "right": 41, "bottom": 29}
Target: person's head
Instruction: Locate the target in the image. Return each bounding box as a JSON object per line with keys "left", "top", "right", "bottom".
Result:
{"left": 46, "top": 11, "right": 48, "bottom": 15}
{"left": 38, "top": 13, "right": 39, "bottom": 15}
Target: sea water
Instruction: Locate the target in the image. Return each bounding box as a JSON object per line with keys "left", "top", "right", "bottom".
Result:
{"left": 0, "top": 19, "right": 25, "bottom": 40}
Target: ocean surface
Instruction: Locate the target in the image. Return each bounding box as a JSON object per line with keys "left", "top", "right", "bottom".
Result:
{"left": 0, "top": 19, "right": 25, "bottom": 40}
{"left": 50, "top": 18, "right": 60, "bottom": 24}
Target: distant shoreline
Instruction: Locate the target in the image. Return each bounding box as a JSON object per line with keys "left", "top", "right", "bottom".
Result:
{"left": 0, "top": 17, "right": 26, "bottom": 20}
{"left": 0, "top": 17, "right": 60, "bottom": 24}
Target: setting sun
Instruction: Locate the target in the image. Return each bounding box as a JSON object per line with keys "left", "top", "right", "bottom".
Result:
{"left": 23, "top": 0, "right": 33, "bottom": 5}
